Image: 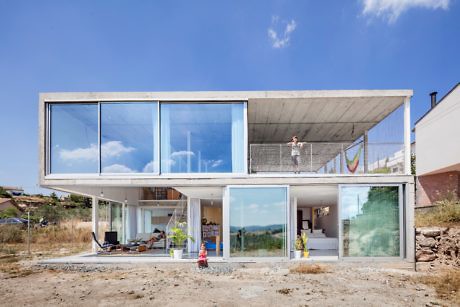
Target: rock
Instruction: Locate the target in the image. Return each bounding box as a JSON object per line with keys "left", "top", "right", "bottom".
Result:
{"left": 416, "top": 249, "right": 437, "bottom": 262}
{"left": 418, "top": 237, "right": 436, "bottom": 248}
{"left": 421, "top": 228, "right": 441, "bottom": 237}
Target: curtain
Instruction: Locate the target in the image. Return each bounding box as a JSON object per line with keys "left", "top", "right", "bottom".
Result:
{"left": 187, "top": 198, "right": 201, "bottom": 253}
{"left": 231, "top": 103, "right": 245, "bottom": 173}
{"left": 161, "top": 105, "right": 171, "bottom": 173}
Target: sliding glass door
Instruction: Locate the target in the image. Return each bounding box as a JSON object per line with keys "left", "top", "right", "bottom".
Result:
{"left": 339, "top": 185, "right": 402, "bottom": 257}
{"left": 226, "top": 186, "right": 288, "bottom": 258}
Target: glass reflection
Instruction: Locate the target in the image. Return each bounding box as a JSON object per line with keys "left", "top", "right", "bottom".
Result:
{"left": 101, "top": 102, "right": 158, "bottom": 173}
{"left": 160, "top": 103, "right": 244, "bottom": 173}
{"left": 50, "top": 104, "right": 98, "bottom": 173}
{"left": 340, "top": 186, "right": 400, "bottom": 257}
{"left": 229, "top": 187, "right": 287, "bottom": 257}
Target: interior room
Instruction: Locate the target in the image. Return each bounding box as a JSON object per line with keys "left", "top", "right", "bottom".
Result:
{"left": 200, "top": 199, "right": 223, "bottom": 257}
{"left": 291, "top": 185, "right": 339, "bottom": 257}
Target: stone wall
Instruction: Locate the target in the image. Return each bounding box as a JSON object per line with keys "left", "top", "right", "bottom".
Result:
{"left": 415, "top": 227, "right": 460, "bottom": 270}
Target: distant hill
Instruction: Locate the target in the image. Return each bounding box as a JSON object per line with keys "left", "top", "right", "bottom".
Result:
{"left": 230, "top": 224, "right": 284, "bottom": 233}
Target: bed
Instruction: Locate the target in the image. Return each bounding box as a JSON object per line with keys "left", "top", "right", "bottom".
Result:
{"left": 302, "top": 230, "right": 338, "bottom": 250}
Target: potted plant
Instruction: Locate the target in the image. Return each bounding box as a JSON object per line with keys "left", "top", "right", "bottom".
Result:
{"left": 294, "top": 235, "right": 303, "bottom": 259}
{"left": 301, "top": 232, "right": 309, "bottom": 258}
{"left": 168, "top": 222, "right": 194, "bottom": 259}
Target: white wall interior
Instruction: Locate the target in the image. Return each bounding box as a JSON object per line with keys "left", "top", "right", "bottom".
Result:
{"left": 291, "top": 185, "right": 338, "bottom": 238}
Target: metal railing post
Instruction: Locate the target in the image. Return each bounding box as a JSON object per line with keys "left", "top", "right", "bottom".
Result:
{"left": 279, "top": 144, "right": 282, "bottom": 172}
{"left": 310, "top": 143, "right": 313, "bottom": 172}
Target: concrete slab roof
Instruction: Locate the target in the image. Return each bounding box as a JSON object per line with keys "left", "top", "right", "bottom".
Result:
{"left": 40, "top": 89, "right": 412, "bottom": 102}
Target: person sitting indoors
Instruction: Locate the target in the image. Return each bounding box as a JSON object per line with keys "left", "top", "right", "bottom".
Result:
{"left": 197, "top": 242, "right": 208, "bottom": 268}
{"left": 146, "top": 230, "right": 165, "bottom": 248}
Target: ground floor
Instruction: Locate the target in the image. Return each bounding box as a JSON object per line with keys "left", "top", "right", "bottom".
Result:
{"left": 48, "top": 176, "right": 415, "bottom": 262}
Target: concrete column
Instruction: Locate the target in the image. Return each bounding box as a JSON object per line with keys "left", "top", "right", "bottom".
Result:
{"left": 121, "top": 202, "right": 126, "bottom": 244}
{"left": 404, "top": 96, "right": 411, "bottom": 175}
{"left": 187, "top": 198, "right": 201, "bottom": 254}
{"left": 91, "top": 196, "right": 99, "bottom": 253}
{"left": 406, "top": 182, "right": 416, "bottom": 262}
{"left": 363, "top": 130, "right": 369, "bottom": 173}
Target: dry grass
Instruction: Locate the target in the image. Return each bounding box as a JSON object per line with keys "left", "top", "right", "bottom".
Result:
{"left": 416, "top": 199, "right": 460, "bottom": 227}
{"left": 289, "top": 264, "right": 328, "bottom": 274}
{"left": 0, "top": 225, "right": 24, "bottom": 243}
{"left": 32, "top": 222, "right": 92, "bottom": 244}
{"left": 417, "top": 270, "right": 460, "bottom": 304}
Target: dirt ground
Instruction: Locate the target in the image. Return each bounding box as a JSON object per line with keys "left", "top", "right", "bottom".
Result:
{"left": 0, "top": 259, "right": 457, "bottom": 307}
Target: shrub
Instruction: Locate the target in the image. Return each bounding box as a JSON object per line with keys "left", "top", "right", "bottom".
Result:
{"left": 0, "top": 225, "right": 23, "bottom": 243}
{"left": 290, "top": 264, "right": 328, "bottom": 274}
{"left": 416, "top": 199, "right": 460, "bottom": 227}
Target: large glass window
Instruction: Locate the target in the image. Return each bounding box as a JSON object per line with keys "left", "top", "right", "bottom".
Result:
{"left": 160, "top": 103, "right": 245, "bottom": 173}
{"left": 229, "top": 187, "right": 287, "bottom": 257}
{"left": 340, "top": 186, "right": 400, "bottom": 257}
{"left": 101, "top": 103, "right": 158, "bottom": 173}
{"left": 110, "top": 203, "right": 123, "bottom": 243}
{"left": 50, "top": 104, "right": 98, "bottom": 173}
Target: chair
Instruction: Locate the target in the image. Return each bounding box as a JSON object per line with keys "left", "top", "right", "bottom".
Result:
{"left": 92, "top": 232, "right": 116, "bottom": 253}
{"left": 104, "top": 231, "right": 119, "bottom": 245}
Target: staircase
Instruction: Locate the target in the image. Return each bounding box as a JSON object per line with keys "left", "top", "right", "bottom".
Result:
{"left": 165, "top": 196, "right": 188, "bottom": 251}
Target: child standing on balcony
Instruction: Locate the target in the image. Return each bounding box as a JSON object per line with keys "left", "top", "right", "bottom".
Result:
{"left": 198, "top": 242, "right": 208, "bottom": 268}
{"left": 288, "top": 135, "right": 304, "bottom": 174}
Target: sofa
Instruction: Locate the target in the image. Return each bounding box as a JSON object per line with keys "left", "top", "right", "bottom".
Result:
{"left": 136, "top": 232, "right": 166, "bottom": 249}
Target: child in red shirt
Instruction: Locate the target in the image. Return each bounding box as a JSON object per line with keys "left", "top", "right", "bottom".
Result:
{"left": 198, "top": 242, "right": 208, "bottom": 268}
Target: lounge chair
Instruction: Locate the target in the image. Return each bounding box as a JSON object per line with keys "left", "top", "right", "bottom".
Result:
{"left": 92, "top": 232, "right": 117, "bottom": 253}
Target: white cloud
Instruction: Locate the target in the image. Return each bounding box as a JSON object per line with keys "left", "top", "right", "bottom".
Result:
{"left": 102, "top": 164, "right": 135, "bottom": 173}
{"left": 268, "top": 16, "right": 297, "bottom": 49}
{"left": 361, "top": 0, "right": 450, "bottom": 23}
{"left": 211, "top": 159, "right": 223, "bottom": 168}
{"left": 59, "top": 141, "right": 135, "bottom": 162}
{"left": 59, "top": 143, "right": 98, "bottom": 161}
{"left": 142, "top": 160, "right": 158, "bottom": 173}
{"left": 101, "top": 141, "right": 135, "bottom": 158}
{"left": 170, "top": 150, "right": 195, "bottom": 158}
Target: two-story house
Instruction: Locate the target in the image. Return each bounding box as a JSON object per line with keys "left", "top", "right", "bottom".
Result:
{"left": 39, "top": 90, "right": 414, "bottom": 261}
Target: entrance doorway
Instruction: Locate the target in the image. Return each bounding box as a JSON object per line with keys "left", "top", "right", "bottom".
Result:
{"left": 201, "top": 199, "right": 223, "bottom": 257}
{"left": 291, "top": 185, "right": 339, "bottom": 258}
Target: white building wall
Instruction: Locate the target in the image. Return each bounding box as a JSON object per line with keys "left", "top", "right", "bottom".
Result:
{"left": 416, "top": 86, "right": 460, "bottom": 175}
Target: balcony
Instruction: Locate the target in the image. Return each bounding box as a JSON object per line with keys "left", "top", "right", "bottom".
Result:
{"left": 249, "top": 142, "right": 405, "bottom": 175}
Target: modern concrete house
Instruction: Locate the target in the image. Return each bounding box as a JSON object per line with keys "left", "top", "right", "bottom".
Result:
{"left": 39, "top": 89, "right": 414, "bottom": 261}
{"left": 415, "top": 83, "right": 460, "bottom": 207}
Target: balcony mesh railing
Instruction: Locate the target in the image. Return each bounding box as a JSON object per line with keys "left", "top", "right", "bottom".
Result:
{"left": 249, "top": 142, "right": 405, "bottom": 174}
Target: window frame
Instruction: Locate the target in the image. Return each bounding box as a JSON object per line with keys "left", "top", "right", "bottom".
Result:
{"left": 45, "top": 100, "right": 248, "bottom": 177}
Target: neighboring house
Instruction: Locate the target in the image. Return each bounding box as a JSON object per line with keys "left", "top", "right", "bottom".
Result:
{"left": 39, "top": 90, "right": 414, "bottom": 261}
{"left": 0, "top": 198, "right": 21, "bottom": 213}
{"left": 415, "top": 83, "right": 460, "bottom": 207}
{"left": 1, "top": 186, "right": 24, "bottom": 196}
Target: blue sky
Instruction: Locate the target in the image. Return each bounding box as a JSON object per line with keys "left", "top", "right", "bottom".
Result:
{"left": 0, "top": 0, "right": 459, "bottom": 194}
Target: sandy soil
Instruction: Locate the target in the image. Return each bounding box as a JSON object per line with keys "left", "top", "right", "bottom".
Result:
{"left": 0, "top": 260, "right": 456, "bottom": 307}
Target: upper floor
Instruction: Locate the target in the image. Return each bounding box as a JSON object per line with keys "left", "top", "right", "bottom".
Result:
{"left": 39, "top": 89, "right": 413, "bottom": 185}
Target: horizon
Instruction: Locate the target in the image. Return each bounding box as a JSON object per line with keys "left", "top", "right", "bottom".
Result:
{"left": 0, "top": 1, "right": 459, "bottom": 195}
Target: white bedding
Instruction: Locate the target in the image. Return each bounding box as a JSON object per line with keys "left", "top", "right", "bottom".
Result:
{"left": 307, "top": 237, "right": 338, "bottom": 250}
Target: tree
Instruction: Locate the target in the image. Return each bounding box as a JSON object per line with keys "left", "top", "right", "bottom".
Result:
{"left": 0, "top": 187, "right": 11, "bottom": 198}
{"left": 0, "top": 207, "right": 19, "bottom": 218}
